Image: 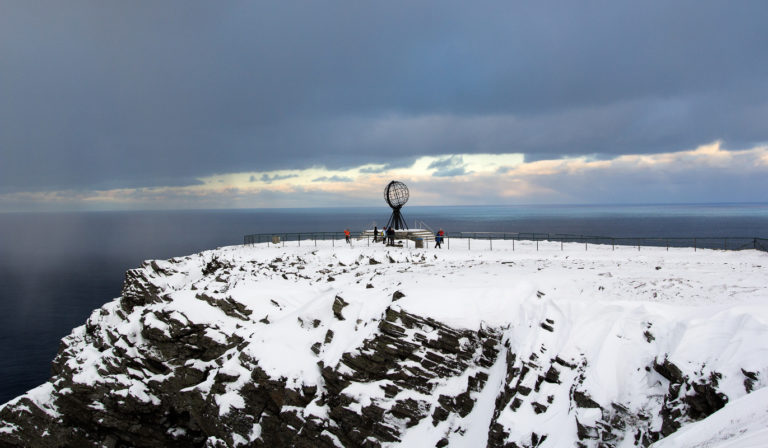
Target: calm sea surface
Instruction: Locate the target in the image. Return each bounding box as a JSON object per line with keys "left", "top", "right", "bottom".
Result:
{"left": 1, "top": 204, "right": 767, "bottom": 403}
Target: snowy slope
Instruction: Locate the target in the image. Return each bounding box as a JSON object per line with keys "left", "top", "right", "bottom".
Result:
{"left": 0, "top": 239, "right": 766, "bottom": 447}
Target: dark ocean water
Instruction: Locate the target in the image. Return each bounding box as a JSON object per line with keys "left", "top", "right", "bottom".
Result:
{"left": 1, "top": 204, "right": 767, "bottom": 404}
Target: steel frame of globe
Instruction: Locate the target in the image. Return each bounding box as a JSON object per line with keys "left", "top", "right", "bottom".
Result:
{"left": 384, "top": 181, "right": 409, "bottom": 230}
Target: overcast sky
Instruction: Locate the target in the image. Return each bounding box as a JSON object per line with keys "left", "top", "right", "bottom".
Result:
{"left": 2, "top": 1, "right": 767, "bottom": 210}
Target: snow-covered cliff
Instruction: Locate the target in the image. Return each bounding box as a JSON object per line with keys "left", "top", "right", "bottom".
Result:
{"left": 1, "top": 241, "right": 767, "bottom": 447}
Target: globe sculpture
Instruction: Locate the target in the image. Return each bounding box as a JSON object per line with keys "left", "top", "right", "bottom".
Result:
{"left": 384, "top": 180, "right": 409, "bottom": 230}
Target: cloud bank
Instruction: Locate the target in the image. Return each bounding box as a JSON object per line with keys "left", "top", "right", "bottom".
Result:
{"left": 2, "top": 142, "right": 766, "bottom": 211}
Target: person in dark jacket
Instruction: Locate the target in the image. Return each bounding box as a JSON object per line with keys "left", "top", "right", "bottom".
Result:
{"left": 373, "top": 226, "right": 378, "bottom": 242}
{"left": 387, "top": 226, "right": 395, "bottom": 246}
{"left": 435, "top": 229, "right": 444, "bottom": 248}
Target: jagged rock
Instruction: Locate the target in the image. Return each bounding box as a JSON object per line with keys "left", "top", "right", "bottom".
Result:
{"left": 195, "top": 293, "right": 252, "bottom": 320}
{"left": 742, "top": 368, "right": 758, "bottom": 392}
{"left": 332, "top": 295, "right": 349, "bottom": 320}
{"left": 202, "top": 256, "right": 230, "bottom": 276}
{"left": 120, "top": 268, "right": 165, "bottom": 311}
{"left": 573, "top": 391, "right": 600, "bottom": 408}
{"left": 653, "top": 357, "right": 684, "bottom": 383}
{"left": 644, "top": 330, "right": 655, "bottom": 342}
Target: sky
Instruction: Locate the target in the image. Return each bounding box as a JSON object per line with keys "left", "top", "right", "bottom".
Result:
{"left": 1, "top": 1, "right": 768, "bottom": 211}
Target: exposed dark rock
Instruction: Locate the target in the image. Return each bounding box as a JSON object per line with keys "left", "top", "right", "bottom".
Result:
{"left": 332, "top": 296, "right": 349, "bottom": 320}
{"left": 683, "top": 380, "right": 727, "bottom": 420}
{"left": 644, "top": 331, "right": 655, "bottom": 342}
{"left": 572, "top": 391, "right": 600, "bottom": 408}
{"left": 543, "top": 366, "right": 560, "bottom": 384}
{"left": 531, "top": 402, "right": 547, "bottom": 414}
{"left": 202, "top": 257, "right": 229, "bottom": 276}
{"left": 120, "top": 268, "right": 165, "bottom": 311}
{"left": 653, "top": 357, "right": 684, "bottom": 383}
{"left": 195, "top": 293, "right": 252, "bottom": 320}
{"left": 742, "top": 368, "right": 758, "bottom": 392}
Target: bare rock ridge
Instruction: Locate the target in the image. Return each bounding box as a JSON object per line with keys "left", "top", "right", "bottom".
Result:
{"left": 0, "top": 245, "right": 764, "bottom": 447}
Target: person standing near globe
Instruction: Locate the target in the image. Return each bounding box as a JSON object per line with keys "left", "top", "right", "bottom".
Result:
{"left": 344, "top": 228, "right": 351, "bottom": 244}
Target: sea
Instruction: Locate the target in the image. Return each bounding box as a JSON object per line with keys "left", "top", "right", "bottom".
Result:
{"left": 1, "top": 203, "right": 767, "bottom": 404}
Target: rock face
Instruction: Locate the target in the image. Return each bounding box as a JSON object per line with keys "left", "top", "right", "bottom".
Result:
{"left": 1, "top": 244, "right": 766, "bottom": 447}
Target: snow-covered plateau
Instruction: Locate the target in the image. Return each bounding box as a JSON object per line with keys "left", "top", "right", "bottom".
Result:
{"left": 1, "top": 239, "right": 767, "bottom": 448}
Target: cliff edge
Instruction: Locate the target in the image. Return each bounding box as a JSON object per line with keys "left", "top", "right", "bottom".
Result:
{"left": 1, "top": 242, "right": 767, "bottom": 447}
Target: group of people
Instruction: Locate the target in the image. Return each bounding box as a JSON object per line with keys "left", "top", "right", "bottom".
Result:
{"left": 372, "top": 226, "right": 396, "bottom": 246}
{"left": 368, "top": 226, "right": 445, "bottom": 248}
{"left": 434, "top": 228, "right": 445, "bottom": 248}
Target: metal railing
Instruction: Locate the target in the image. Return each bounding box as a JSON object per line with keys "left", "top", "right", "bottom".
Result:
{"left": 243, "top": 231, "right": 768, "bottom": 252}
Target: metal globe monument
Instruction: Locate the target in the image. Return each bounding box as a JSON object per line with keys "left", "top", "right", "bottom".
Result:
{"left": 384, "top": 180, "right": 409, "bottom": 230}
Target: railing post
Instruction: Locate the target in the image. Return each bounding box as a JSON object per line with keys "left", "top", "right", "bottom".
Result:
{"left": 612, "top": 238, "right": 615, "bottom": 251}
{"left": 468, "top": 238, "right": 470, "bottom": 250}
{"left": 512, "top": 239, "right": 515, "bottom": 251}
{"left": 490, "top": 238, "right": 492, "bottom": 251}
{"left": 666, "top": 239, "right": 669, "bottom": 251}
{"left": 298, "top": 233, "right": 301, "bottom": 247}
{"left": 723, "top": 238, "right": 727, "bottom": 250}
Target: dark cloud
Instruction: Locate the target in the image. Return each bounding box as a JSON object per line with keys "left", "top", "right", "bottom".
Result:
{"left": 258, "top": 173, "right": 299, "bottom": 184}
{"left": 428, "top": 156, "right": 464, "bottom": 170}
{"left": 312, "top": 176, "right": 353, "bottom": 183}
{"left": 359, "top": 165, "right": 394, "bottom": 174}
{"left": 428, "top": 156, "right": 468, "bottom": 177}
{"left": 522, "top": 159, "right": 768, "bottom": 205}
{"left": 1, "top": 1, "right": 767, "bottom": 194}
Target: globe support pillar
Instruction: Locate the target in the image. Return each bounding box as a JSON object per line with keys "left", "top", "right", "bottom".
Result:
{"left": 386, "top": 207, "right": 408, "bottom": 230}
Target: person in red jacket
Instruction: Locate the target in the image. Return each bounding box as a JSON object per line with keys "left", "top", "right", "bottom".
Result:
{"left": 344, "top": 228, "right": 351, "bottom": 244}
